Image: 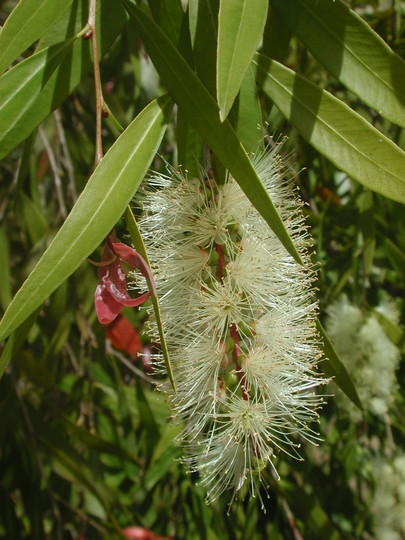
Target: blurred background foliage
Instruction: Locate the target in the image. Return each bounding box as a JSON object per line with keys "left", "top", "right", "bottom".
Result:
{"left": 0, "top": 0, "right": 405, "bottom": 538}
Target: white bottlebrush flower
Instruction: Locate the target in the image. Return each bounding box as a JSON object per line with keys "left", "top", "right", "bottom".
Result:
{"left": 372, "top": 453, "right": 405, "bottom": 540}
{"left": 137, "top": 145, "right": 324, "bottom": 506}
{"left": 325, "top": 295, "right": 401, "bottom": 420}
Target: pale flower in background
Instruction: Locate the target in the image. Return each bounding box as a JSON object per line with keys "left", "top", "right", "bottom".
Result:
{"left": 325, "top": 294, "right": 401, "bottom": 420}
{"left": 372, "top": 453, "right": 405, "bottom": 540}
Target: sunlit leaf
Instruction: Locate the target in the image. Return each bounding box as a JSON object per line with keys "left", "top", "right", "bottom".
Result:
{"left": 0, "top": 96, "right": 172, "bottom": 343}
{"left": 0, "top": 0, "right": 74, "bottom": 76}
{"left": 217, "top": 0, "right": 267, "bottom": 121}
{"left": 0, "top": 36, "right": 77, "bottom": 160}
{"left": 270, "top": 0, "right": 405, "bottom": 127}
{"left": 0, "top": 0, "right": 127, "bottom": 160}
{"left": 253, "top": 53, "right": 405, "bottom": 204}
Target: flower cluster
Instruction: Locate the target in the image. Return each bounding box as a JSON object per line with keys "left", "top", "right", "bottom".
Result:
{"left": 137, "top": 147, "right": 324, "bottom": 505}
{"left": 371, "top": 453, "right": 405, "bottom": 540}
{"left": 325, "top": 294, "right": 401, "bottom": 420}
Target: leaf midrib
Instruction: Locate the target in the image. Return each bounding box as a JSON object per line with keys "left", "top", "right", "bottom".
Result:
{"left": 254, "top": 57, "right": 405, "bottom": 189}
{"left": 0, "top": 104, "right": 163, "bottom": 340}
{"left": 297, "top": 0, "right": 404, "bottom": 105}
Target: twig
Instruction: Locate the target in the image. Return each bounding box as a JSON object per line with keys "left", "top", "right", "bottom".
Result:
{"left": 64, "top": 341, "right": 81, "bottom": 374}
{"left": 54, "top": 109, "right": 78, "bottom": 202}
{"left": 106, "top": 342, "right": 159, "bottom": 386}
{"left": 38, "top": 126, "right": 67, "bottom": 219}
{"left": 281, "top": 499, "right": 304, "bottom": 540}
{"left": 11, "top": 370, "right": 63, "bottom": 540}
{"left": 87, "top": 0, "right": 104, "bottom": 165}
{"left": 53, "top": 492, "right": 107, "bottom": 536}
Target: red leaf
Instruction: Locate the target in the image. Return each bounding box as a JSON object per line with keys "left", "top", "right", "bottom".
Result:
{"left": 112, "top": 242, "right": 157, "bottom": 295}
{"left": 106, "top": 315, "right": 143, "bottom": 358}
{"left": 122, "top": 527, "right": 170, "bottom": 540}
{"left": 94, "top": 235, "right": 152, "bottom": 325}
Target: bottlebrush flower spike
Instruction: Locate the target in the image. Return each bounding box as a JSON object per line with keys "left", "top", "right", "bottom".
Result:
{"left": 94, "top": 232, "right": 155, "bottom": 325}
{"left": 137, "top": 144, "right": 325, "bottom": 508}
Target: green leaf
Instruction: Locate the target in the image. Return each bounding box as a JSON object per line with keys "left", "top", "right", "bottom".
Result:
{"left": 0, "top": 36, "right": 77, "bottom": 160}
{"left": 0, "top": 0, "right": 75, "bottom": 76}
{"left": 217, "top": 0, "right": 268, "bottom": 121}
{"left": 148, "top": 0, "right": 194, "bottom": 66}
{"left": 189, "top": 0, "right": 219, "bottom": 96}
{"left": 270, "top": 0, "right": 405, "bottom": 128}
{"left": 385, "top": 237, "right": 405, "bottom": 280}
{"left": 0, "top": 308, "right": 41, "bottom": 381}
{"left": 262, "top": 5, "right": 291, "bottom": 62}
{"left": 176, "top": 107, "right": 204, "bottom": 177}
{"left": 0, "top": 96, "right": 172, "bottom": 343}
{"left": 0, "top": 228, "right": 12, "bottom": 311}
{"left": 280, "top": 480, "right": 342, "bottom": 540}
{"left": 316, "top": 318, "right": 362, "bottom": 410}
{"left": 228, "top": 67, "right": 263, "bottom": 153}
{"left": 123, "top": 0, "right": 302, "bottom": 264}
{"left": 372, "top": 308, "right": 405, "bottom": 354}
{"left": 124, "top": 206, "right": 176, "bottom": 393}
{"left": 17, "top": 192, "right": 49, "bottom": 245}
{"left": 0, "top": 0, "right": 127, "bottom": 160}
{"left": 39, "top": 435, "right": 121, "bottom": 531}
{"left": 253, "top": 53, "right": 405, "bottom": 204}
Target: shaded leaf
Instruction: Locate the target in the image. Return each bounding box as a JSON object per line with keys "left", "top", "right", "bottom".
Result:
{"left": 0, "top": 227, "right": 12, "bottom": 311}
{"left": 253, "top": 53, "right": 405, "bottom": 204}
{"left": 217, "top": 0, "right": 268, "bottom": 121}
{"left": 0, "top": 36, "right": 77, "bottom": 160}
{"left": 262, "top": 5, "right": 291, "bottom": 62}
{"left": 228, "top": 67, "right": 263, "bottom": 153}
{"left": 0, "top": 0, "right": 128, "bottom": 160}
{"left": 316, "top": 318, "right": 362, "bottom": 410}
{"left": 0, "top": 96, "right": 172, "bottom": 343}
{"left": 17, "top": 192, "right": 49, "bottom": 245}
{"left": 124, "top": 206, "right": 177, "bottom": 393}
{"left": 0, "top": 0, "right": 74, "bottom": 76}
{"left": 189, "top": 0, "right": 219, "bottom": 96}
{"left": 372, "top": 308, "right": 405, "bottom": 354}
{"left": 0, "top": 309, "right": 41, "bottom": 381}
{"left": 270, "top": 0, "right": 405, "bottom": 127}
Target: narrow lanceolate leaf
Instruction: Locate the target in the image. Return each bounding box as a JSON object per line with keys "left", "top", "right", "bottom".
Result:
{"left": 0, "top": 0, "right": 74, "bottom": 76}
{"left": 122, "top": 0, "right": 302, "bottom": 264}
{"left": 0, "top": 96, "right": 172, "bottom": 343}
{"left": 0, "top": 36, "right": 77, "bottom": 160}
{"left": 270, "top": 0, "right": 405, "bottom": 128}
{"left": 316, "top": 319, "right": 362, "bottom": 410}
{"left": 217, "top": 0, "right": 268, "bottom": 121}
{"left": 228, "top": 67, "right": 263, "bottom": 153}
{"left": 253, "top": 53, "right": 405, "bottom": 204}
{"left": 0, "top": 0, "right": 128, "bottom": 161}
{"left": 124, "top": 207, "right": 177, "bottom": 394}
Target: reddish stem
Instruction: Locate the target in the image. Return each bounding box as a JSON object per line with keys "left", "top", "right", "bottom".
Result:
{"left": 215, "top": 242, "right": 226, "bottom": 283}
{"left": 230, "top": 323, "right": 248, "bottom": 400}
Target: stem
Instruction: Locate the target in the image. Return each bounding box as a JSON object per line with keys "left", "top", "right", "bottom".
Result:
{"left": 54, "top": 109, "right": 77, "bottom": 202}
{"left": 230, "top": 323, "right": 248, "bottom": 400}
{"left": 282, "top": 499, "right": 304, "bottom": 540}
{"left": 215, "top": 242, "right": 226, "bottom": 283}
{"left": 38, "top": 127, "right": 67, "bottom": 219}
{"left": 215, "top": 234, "right": 248, "bottom": 400}
{"left": 88, "top": 0, "right": 104, "bottom": 165}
